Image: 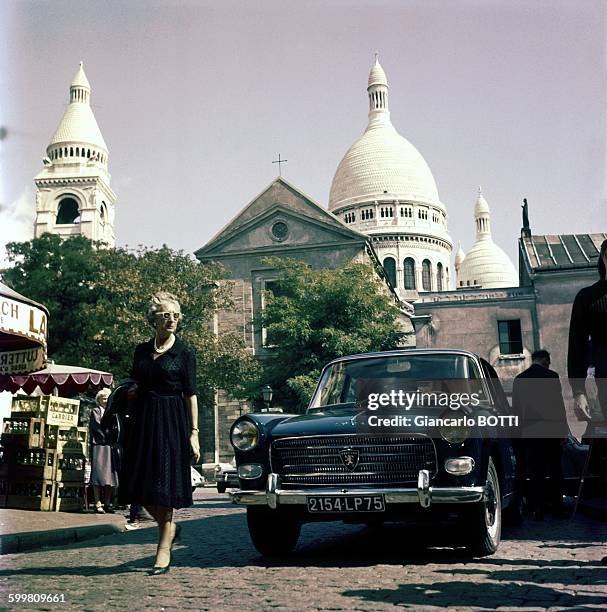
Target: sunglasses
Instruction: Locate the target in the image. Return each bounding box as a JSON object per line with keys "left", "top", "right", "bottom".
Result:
{"left": 156, "top": 312, "right": 181, "bottom": 321}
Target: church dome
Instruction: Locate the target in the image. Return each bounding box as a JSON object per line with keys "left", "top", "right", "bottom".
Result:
{"left": 49, "top": 62, "right": 107, "bottom": 151}
{"left": 457, "top": 240, "right": 518, "bottom": 288}
{"left": 329, "top": 124, "right": 440, "bottom": 210}
{"left": 329, "top": 58, "right": 440, "bottom": 211}
{"left": 457, "top": 189, "right": 518, "bottom": 289}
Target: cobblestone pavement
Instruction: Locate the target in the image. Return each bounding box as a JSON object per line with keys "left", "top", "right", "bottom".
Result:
{"left": 1, "top": 488, "right": 605, "bottom": 611}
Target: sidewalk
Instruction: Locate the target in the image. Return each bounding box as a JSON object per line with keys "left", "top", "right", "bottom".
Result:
{"left": 0, "top": 507, "right": 155, "bottom": 555}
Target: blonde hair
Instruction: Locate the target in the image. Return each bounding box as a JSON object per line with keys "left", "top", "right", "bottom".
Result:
{"left": 147, "top": 291, "right": 181, "bottom": 324}
{"left": 95, "top": 388, "right": 111, "bottom": 405}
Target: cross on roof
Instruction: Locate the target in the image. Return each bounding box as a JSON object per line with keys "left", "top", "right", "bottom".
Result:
{"left": 272, "top": 153, "right": 288, "bottom": 176}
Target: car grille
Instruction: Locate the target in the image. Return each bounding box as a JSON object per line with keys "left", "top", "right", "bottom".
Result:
{"left": 270, "top": 434, "right": 437, "bottom": 486}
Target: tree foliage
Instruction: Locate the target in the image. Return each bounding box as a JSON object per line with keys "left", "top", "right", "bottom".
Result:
{"left": 255, "top": 257, "right": 404, "bottom": 411}
{"left": 2, "top": 235, "right": 259, "bottom": 404}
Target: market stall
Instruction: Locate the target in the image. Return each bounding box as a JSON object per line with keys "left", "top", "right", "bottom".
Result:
{"left": 0, "top": 282, "right": 48, "bottom": 376}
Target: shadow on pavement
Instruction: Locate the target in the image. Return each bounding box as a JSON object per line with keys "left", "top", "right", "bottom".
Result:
{"left": 341, "top": 581, "right": 606, "bottom": 609}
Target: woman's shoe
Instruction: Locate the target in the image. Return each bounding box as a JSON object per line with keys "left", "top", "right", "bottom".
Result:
{"left": 104, "top": 505, "right": 116, "bottom": 514}
{"left": 95, "top": 504, "right": 105, "bottom": 514}
{"left": 150, "top": 546, "right": 171, "bottom": 575}
{"left": 149, "top": 564, "right": 171, "bottom": 576}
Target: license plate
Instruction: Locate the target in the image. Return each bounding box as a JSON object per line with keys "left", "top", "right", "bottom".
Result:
{"left": 307, "top": 495, "right": 385, "bottom": 513}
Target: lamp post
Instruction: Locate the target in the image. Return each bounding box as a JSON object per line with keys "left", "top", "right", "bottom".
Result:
{"left": 262, "top": 385, "right": 273, "bottom": 411}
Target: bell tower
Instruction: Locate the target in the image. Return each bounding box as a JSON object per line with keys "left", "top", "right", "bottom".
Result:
{"left": 34, "top": 62, "right": 116, "bottom": 246}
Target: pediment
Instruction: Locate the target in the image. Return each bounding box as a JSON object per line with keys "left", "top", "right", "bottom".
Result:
{"left": 196, "top": 177, "right": 365, "bottom": 258}
{"left": 199, "top": 205, "right": 366, "bottom": 257}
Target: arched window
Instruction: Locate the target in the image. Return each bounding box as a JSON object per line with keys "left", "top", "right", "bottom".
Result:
{"left": 383, "top": 257, "right": 397, "bottom": 288}
{"left": 56, "top": 197, "right": 80, "bottom": 224}
{"left": 422, "top": 259, "right": 432, "bottom": 291}
{"left": 437, "top": 262, "right": 444, "bottom": 291}
{"left": 404, "top": 258, "right": 416, "bottom": 290}
{"left": 100, "top": 202, "right": 107, "bottom": 225}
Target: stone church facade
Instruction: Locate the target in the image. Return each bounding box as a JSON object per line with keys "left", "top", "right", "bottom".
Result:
{"left": 195, "top": 177, "right": 414, "bottom": 462}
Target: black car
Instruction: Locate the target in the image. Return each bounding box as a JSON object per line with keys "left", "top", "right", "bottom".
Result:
{"left": 229, "top": 349, "right": 524, "bottom": 557}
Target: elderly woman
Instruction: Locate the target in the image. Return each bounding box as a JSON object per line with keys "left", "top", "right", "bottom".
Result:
{"left": 120, "top": 291, "right": 200, "bottom": 575}
{"left": 89, "top": 387, "right": 118, "bottom": 513}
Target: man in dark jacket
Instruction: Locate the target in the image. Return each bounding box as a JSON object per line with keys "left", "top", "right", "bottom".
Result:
{"left": 567, "top": 238, "right": 607, "bottom": 564}
{"left": 512, "top": 349, "right": 569, "bottom": 520}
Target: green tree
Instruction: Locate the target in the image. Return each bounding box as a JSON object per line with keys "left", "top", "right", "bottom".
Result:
{"left": 255, "top": 257, "right": 404, "bottom": 411}
{"left": 3, "top": 235, "right": 259, "bottom": 405}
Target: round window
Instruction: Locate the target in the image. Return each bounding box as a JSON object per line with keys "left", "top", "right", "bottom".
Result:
{"left": 271, "top": 221, "right": 289, "bottom": 241}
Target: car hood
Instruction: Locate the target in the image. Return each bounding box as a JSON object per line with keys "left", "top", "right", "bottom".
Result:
{"left": 271, "top": 406, "right": 361, "bottom": 437}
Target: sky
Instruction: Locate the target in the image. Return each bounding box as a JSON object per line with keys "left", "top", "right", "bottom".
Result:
{"left": 1, "top": 0, "right": 606, "bottom": 271}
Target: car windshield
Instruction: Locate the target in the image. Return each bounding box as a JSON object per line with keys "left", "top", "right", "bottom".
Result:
{"left": 309, "top": 354, "right": 487, "bottom": 410}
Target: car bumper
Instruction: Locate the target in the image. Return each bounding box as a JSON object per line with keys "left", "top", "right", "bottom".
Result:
{"left": 230, "top": 470, "right": 486, "bottom": 509}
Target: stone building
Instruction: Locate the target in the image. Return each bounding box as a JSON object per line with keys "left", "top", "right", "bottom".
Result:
{"left": 414, "top": 229, "right": 605, "bottom": 394}
{"left": 34, "top": 63, "right": 116, "bottom": 246}
{"left": 195, "top": 177, "right": 413, "bottom": 462}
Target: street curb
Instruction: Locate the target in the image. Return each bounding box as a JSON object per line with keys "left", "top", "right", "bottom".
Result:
{"left": 0, "top": 524, "right": 124, "bottom": 555}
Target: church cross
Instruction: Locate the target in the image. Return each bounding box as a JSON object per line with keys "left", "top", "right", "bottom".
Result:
{"left": 272, "top": 153, "right": 288, "bottom": 176}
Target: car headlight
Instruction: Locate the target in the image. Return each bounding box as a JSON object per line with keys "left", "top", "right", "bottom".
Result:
{"left": 230, "top": 420, "right": 260, "bottom": 451}
{"left": 439, "top": 411, "right": 471, "bottom": 445}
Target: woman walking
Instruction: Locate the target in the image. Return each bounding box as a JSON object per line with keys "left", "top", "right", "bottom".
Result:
{"left": 121, "top": 291, "right": 200, "bottom": 574}
{"left": 89, "top": 388, "right": 118, "bottom": 513}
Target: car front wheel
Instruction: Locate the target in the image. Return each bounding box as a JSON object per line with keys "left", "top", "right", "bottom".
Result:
{"left": 247, "top": 506, "right": 301, "bottom": 557}
{"left": 465, "top": 457, "right": 502, "bottom": 556}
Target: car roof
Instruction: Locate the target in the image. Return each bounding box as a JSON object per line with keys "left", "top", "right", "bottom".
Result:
{"left": 324, "top": 348, "right": 481, "bottom": 368}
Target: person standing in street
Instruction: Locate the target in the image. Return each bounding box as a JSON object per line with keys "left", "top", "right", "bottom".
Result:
{"left": 119, "top": 291, "right": 200, "bottom": 574}
{"left": 512, "top": 349, "right": 569, "bottom": 520}
{"left": 89, "top": 387, "right": 119, "bottom": 513}
{"left": 567, "top": 238, "right": 607, "bottom": 564}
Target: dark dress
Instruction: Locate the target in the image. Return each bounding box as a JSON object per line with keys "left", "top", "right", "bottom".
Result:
{"left": 119, "top": 337, "right": 196, "bottom": 508}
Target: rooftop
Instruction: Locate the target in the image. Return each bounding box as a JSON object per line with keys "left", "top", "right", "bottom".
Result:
{"left": 520, "top": 233, "right": 606, "bottom": 272}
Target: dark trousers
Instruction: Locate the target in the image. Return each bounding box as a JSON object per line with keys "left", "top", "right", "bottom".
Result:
{"left": 525, "top": 439, "right": 564, "bottom": 513}
{"left": 129, "top": 503, "right": 142, "bottom": 521}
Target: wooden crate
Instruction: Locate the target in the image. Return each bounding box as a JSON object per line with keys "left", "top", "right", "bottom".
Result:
{"left": 54, "top": 482, "right": 85, "bottom": 512}
{"left": 10, "top": 448, "right": 57, "bottom": 481}
{"left": 44, "top": 426, "right": 88, "bottom": 455}
{"left": 55, "top": 453, "right": 85, "bottom": 483}
{"left": 11, "top": 396, "right": 80, "bottom": 427}
{"left": 0, "top": 479, "right": 55, "bottom": 511}
{"left": 1, "top": 418, "right": 45, "bottom": 448}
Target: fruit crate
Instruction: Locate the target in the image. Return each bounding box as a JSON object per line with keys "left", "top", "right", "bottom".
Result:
{"left": 0, "top": 479, "right": 55, "bottom": 511}
{"left": 1, "top": 417, "right": 45, "bottom": 448}
{"left": 11, "top": 396, "right": 80, "bottom": 427}
{"left": 54, "top": 482, "right": 85, "bottom": 512}
{"left": 44, "top": 425, "right": 88, "bottom": 455}
{"left": 55, "top": 454, "right": 85, "bottom": 483}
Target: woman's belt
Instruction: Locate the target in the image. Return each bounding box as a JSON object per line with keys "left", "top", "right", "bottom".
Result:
{"left": 144, "top": 390, "right": 183, "bottom": 398}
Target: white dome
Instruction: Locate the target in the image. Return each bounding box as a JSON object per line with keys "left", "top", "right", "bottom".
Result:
{"left": 329, "top": 58, "right": 441, "bottom": 212}
{"left": 49, "top": 63, "right": 107, "bottom": 151}
{"left": 457, "top": 238, "right": 518, "bottom": 288}
{"left": 50, "top": 104, "right": 107, "bottom": 150}
{"left": 368, "top": 60, "right": 387, "bottom": 87}
{"left": 457, "top": 189, "right": 517, "bottom": 289}
{"left": 329, "top": 123, "right": 440, "bottom": 210}
{"left": 455, "top": 241, "right": 465, "bottom": 266}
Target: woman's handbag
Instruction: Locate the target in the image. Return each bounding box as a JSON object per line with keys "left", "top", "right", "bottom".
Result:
{"left": 100, "top": 379, "right": 138, "bottom": 448}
